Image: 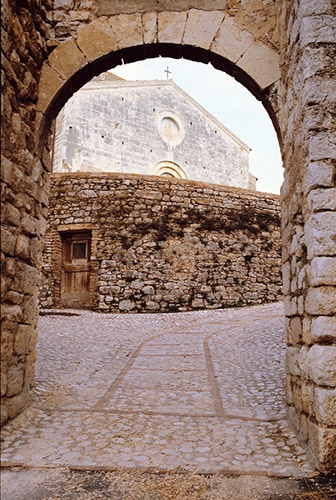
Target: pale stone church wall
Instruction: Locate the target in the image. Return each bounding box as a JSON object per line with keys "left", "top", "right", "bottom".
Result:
{"left": 40, "top": 173, "right": 282, "bottom": 312}
{"left": 52, "top": 79, "right": 252, "bottom": 189}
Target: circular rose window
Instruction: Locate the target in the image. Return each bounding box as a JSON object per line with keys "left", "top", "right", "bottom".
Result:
{"left": 157, "top": 112, "right": 185, "bottom": 146}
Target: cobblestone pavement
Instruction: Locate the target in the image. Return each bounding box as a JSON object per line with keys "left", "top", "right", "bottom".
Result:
{"left": 1, "top": 302, "right": 316, "bottom": 477}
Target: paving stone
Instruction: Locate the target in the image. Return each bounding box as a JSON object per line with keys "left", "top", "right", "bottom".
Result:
{"left": 0, "top": 303, "right": 315, "bottom": 476}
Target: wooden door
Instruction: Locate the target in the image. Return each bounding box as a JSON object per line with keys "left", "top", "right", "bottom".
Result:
{"left": 61, "top": 231, "right": 91, "bottom": 305}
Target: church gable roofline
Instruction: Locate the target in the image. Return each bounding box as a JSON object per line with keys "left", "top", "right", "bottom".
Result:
{"left": 81, "top": 75, "right": 251, "bottom": 153}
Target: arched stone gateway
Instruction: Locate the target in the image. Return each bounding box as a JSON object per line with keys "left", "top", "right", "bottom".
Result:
{"left": 1, "top": 1, "right": 335, "bottom": 473}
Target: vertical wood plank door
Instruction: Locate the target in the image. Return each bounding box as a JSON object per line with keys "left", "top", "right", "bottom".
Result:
{"left": 61, "top": 231, "right": 92, "bottom": 306}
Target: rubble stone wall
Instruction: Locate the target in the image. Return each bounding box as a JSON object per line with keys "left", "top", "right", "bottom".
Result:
{"left": 40, "top": 173, "right": 282, "bottom": 313}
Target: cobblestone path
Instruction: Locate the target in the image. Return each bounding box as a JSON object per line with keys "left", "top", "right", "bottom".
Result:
{"left": 1, "top": 303, "right": 315, "bottom": 476}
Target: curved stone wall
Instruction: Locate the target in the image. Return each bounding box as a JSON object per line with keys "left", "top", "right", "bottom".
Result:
{"left": 40, "top": 173, "right": 282, "bottom": 313}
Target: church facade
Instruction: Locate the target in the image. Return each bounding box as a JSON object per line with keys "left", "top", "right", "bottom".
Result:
{"left": 52, "top": 73, "right": 256, "bottom": 189}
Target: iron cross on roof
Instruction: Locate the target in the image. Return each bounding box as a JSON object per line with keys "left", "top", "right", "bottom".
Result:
{"left": 164, "top": 66, "right": 171, "bottom": 79}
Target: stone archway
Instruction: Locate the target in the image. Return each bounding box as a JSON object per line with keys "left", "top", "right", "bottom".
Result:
{"left": 2, "top": 2, "right": 335, "bottom": 473}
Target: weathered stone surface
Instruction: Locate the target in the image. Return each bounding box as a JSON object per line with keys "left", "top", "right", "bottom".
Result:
{"left": 40, "top": 173, "right": 282, "bottom": 313}
{"left": 310, "top": 257, "right": 336, "bottom": 286}
{"left": 183, "top": 9, "right": 224, "bottom": 50}
{"left": 211, "top": 16, "right": 253, "bottom": 63}
{"left": 119, "top": 299, "right": 135, "bottom": 311}
{"left": 48, "top": 39, "right": 87, "bottom": 79}
{"left": 305, "top": 286, "right": 336, "bottom": 315}
{"left": 112, "top": 13, "right": 143, "bottom": 49}
{"left": 308, "top": 420, "right": 336, "bottom": 473}
{"left": 307, "top": 188, "right": 336, "bottom": 212}
{"left": 6, "top": 364, "right": 24, "bottom": 397}
{"left": 76, "top": 20, "right": 117, "bottom": 62}
{"left": 314, "top": 387, "right": 336, "bottom": 426}
{"left": 311, "top": 316, "right": 336, "bottom": 343}
{"left": 36, "top": 64, "right": 65, "bottom": 114}
{"left": 158, "top": 11, "right": 187, "bottom": 44}
{"left": 237, "top": 42, "right": 281, "bottom": 89}
{"left": 302, "top": 162, "right": 335, "bottom": 195}
{"left": 304, "top": 213, "right": 336, "bottom": 259}
{"left": 306, "top": 345, "right": 336, "bottom": 387}
{"left": 142, "top": 11, "right": 157, "bottom": 45}
{"left": 300, "top": 15, "right": 336, "bottom": 47}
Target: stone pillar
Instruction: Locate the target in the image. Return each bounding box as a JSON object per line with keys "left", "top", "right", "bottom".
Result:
{"left": 279, "top": 0, "right": 336, "bottom": 472}
{"left": 1, "top": 0, "right": 49, "bottom": 423}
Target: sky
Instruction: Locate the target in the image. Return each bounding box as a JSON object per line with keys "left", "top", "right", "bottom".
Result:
{"left": 110, "top": 57, "right": 283, "bottom": 195}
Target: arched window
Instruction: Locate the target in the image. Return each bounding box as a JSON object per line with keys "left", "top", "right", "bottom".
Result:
{"left": 153, "top": 161, "right": 187, "bottom": 179}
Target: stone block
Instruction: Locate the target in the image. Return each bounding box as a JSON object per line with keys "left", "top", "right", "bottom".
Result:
{"left": 303, "top": 162, "right": 335, "bottom": 195}
{"left": 286, "top": 346, "right": 301, "bottom": 376}
{"left": 302, "top": 78, "right": 336, "bottom": 107}
{"left": 308, "top": 419, "right": 336, "bottom": 473}
{"left": 305, "top": 286, "right": 336, "bottom": 315}
{"left": 14, "top": 324, "right": 32, "bottom": 355}
{"left": 290, "top": 316, "right": 302, "bottom": 344}
{"left": 1, "top": 227, "right": 16, "bottom": 256}
{"left": 212, "top": 16, "right": 253, "bottom": 64}
{"left": 142, "top": 11, "right": 157, "bottom": 45}
{"left": 112, "top": 13, "right": 143, "bottom": 49}
{"left": 77, "top": 19, "right": 117, "bottom": 62}
{"left": 15, "top": 234, "right": 30, "bottom": 260}
{"left": 1, "top": 403, "right": 9, "bottom": 425}
{"left": 183, "top": 9, "right": 224, "bottom": 50}
{"left": 311, "top": 316, "right": 336, "bottom": 343}
{"left": 304, "top": 213, "right": 336, "bottom": 259}
{"left": 308, "top": 188, "right": 336, "bottom": 212}
{"left": 36, "top": 63, "right": 65, "bottom": 115}
{"left": 55, "top": 0, "right": 74, "bottom": 8}
{"left": 310, "top": 257, "right": 336, "bottom": 286}
{"left": 48, "top": 39, "right": 87, "bottom": 80}
{"left": 306, "top": 345, "right": 336, "bottom": 386}
{"left": 298, "top": 0, "right": 332, "bottom": 16}
{"left": 119, "top": 299, "right": 135, "bottom": 311}
{"left": 308, "top": 132, "right": 336, "bottom": 162}
{"left": 5, "top": 203, "right": 21, "bottom": 227}
{"left": 0, "top": 156, "right": 14, "bottom": 185}
{"left": 314, "top": 387, "right": 336, "bottom": 426}
{"left": 7, "top": 389, "right": 31, "bottom": 420}
{"left": 237, "top": 42, "right": 281, "bottom": 90}
{"left": 16, "top": 263, "right": 39, "bottom": 295}
{"left": 158, "top": 10, "right": 187, "bottom": 44}
{"left": 300, "top": 15, "right": 336, "bottom": 46}
{"left": 1, "top": 304, "right": 22, "bottom": 323}
{"left": 22, "top": 297, "right": 39, "bottom": 326}
{"left": 302, "top": 46, "right": 329, "bottom": 80}
{"left": 1, "top": 367, "right": 7, "bottom": 397}
{"left": 6, "top": 364, "right": 24, "bottom": 397}
{"left": 301, "top": 382, "right": 314, "bottom": 415}
{"left": 97, "top": 0, "right": 157, "bottom": 15}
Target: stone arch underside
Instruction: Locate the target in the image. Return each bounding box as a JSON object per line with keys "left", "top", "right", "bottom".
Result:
{"left": 35, "top": 11, "right": 282, "bottom": 156}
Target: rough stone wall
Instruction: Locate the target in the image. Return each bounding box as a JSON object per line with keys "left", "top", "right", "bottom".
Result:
{"left": 1, "top": 0, "right": 50, "bottom": 423}
{"left": 40, "top": 173, "right": 282, "bottom": 312}
{"left": 278, "top": 0, "right": 336, "bottom": 473}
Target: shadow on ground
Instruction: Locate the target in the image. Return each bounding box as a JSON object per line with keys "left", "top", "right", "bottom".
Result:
{"left": 1, "top": 467, "right": 336, "bottom": 500}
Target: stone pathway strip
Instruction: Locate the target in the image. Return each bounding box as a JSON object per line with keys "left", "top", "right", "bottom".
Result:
{"left": 1, "top": 302, "right": 315, "bottom": 476}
